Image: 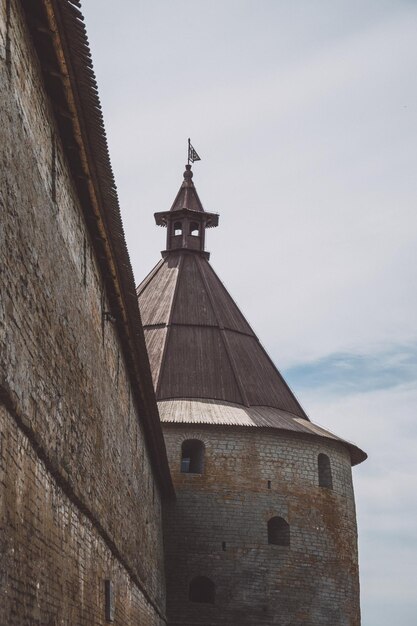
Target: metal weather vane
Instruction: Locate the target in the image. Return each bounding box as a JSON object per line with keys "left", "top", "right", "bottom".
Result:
{"left": 188, "top": 138, "right": 201, "bottom": 165}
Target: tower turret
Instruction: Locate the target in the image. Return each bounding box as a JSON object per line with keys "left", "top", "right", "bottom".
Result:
{"left": 138, "top": 164, "right": 366, "bottom": 626}
{"left": 154, "top": 164, "right": 218, "bottom": 259}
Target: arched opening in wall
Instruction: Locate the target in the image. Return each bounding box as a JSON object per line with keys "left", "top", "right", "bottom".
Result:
{"left": 190, "top": 221, "right": 200, "bottom": 236}
{"left": 173, "top": 221, "right": 183, "bottom": 236}
{"left": 268, "top": 516, "right": 290, "bottom": 546}
{"left": 318, "top": 453, "right": 333, "bottom": 489}
{"left": 189, "top": 576, "right": 215, "bottom": 604}
{"left": 180, "top": 439, "right": 205, "bottom": 474}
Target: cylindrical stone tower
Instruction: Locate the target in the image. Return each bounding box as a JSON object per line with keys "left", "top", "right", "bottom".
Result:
{"left": 137, "top": 165, "right": 366, "bottom": 626}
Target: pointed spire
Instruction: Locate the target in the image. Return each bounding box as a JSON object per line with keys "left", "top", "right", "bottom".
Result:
{"left": 170, "top": 165, "right": 205, "bottom": 213}
{"left": 154, "top": 165, "right": 219, "bottom": 259}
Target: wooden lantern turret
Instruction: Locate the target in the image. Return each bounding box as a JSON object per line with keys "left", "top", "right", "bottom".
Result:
{"left": 154, "top": 165, "right": 219, "bottom": 260}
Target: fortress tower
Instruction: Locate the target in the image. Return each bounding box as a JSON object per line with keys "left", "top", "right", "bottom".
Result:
{"left": 137, "top": 165, "right": 367, "bottom": 626}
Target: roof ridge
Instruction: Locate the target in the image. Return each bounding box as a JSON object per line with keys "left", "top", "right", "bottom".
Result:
{"left": 203, "top": 259, "right": 253, "bottom": 335}
{"left": 202, "top": 258, "right": 309, "bottom": 420}
{"left": 155, "top": 254, "right": 184, "bottom": 398}
{"left": 253, "top": 336, "right": 310, "bottom": 421}
{"left": 195, "top": 255, "right": 250, "bottom": 407}
{"left": 136, "top": 258, "right": 165, "bottom": 296}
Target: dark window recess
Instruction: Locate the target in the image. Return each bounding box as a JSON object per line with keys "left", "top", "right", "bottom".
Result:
{"left": 104, "top": 579, "right": 114, "bottom": 622}
{"left": 190, "top": 221, "right": 200, "bottom": 236}
{"left": 189, "top": 576, "right": 215, "bottom": 604}
{"left": 222, "top": 541, "right": 226, "bottom": 551}
{"left": 267, "top": 480, "right": 272, "bottom": 489}
{"left": 173, "top": 221, "right": 183, "bottom": 236}
{"left": 268, "top": 516, "right": 290, "bottom": 546}
{"left": 181, "top": 439, "right": 205, "bottom": 474}
{"left": 318, "top": 453, "right": 333, "bottom": 489}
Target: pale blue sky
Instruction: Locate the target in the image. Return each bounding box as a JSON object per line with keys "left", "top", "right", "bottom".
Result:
{"left": 81, "top": 1, "right": 417, "bottom": 623}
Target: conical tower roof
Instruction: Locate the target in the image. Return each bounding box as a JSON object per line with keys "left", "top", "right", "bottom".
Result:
{"left": 137, "top": 167, "right": 366, "bottom": 465}
{"left": 138, "top": 251, "right": 308, "bottom": 415}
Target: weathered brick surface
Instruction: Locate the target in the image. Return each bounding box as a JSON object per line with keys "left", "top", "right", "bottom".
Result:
{"left": 163, "top": 424, "right": 360, "bottom": 626}
{"left": 0, "top": 405, "right": 165, "bottom": 626}
{"left": 0, "top": 1, "right": 166, "bottom": 623}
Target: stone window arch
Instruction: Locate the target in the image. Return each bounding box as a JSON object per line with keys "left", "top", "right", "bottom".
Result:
{"left": 318, "top": 453, "right": 333, "bottom": 489}
{"left": 181, "top": 439, "right": 205, "bottom": 474}
{"left": 173, "top": 221, "right": 183, "bottom": 236}
{"left": 268, "top": 516, "right": 290, "bottom": 546}
{"left": 189, "top": 576, "right": 215, "bottom": 604}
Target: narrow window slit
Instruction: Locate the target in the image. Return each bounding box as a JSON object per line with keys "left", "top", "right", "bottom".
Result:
{"left": 116, "top": 350, "right": 120, "bottom": 388}
{"left": 51, "top": 132, "right": 57, "bottom": 203}
{"left": 318, "top": 453, "right": 333, "bottom": 489}
{"left": 104, "top": 579, "right": 114, "bottom": 622}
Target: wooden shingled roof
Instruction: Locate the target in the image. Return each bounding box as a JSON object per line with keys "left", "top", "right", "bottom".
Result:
{"left": 137, "top": 251, "right": 308, "bottom": 418}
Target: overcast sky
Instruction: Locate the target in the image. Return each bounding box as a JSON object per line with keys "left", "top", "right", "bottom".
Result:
{"left": 81, "top": 1, "right": 417, "bottom": 623}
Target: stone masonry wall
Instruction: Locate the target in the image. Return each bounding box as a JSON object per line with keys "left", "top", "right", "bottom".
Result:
{"left": 163, "top": 424, "right": 360, "bottom": 626}
{"left": 0, "top": 1, "right": 166, "bottom": 623}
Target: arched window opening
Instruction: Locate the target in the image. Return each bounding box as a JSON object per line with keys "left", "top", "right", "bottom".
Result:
{"left": 318, "top": 453, "right": 333, "bottom": 489}
{"left": 173, "top": 221, "right": 183, "bottom": 236}
{"left": 190, "top": 221, "right": 200, "bottom": 237}
{"left": 268, "top": 516, "right": 290, "bottom": 546}
{"left": 189, "top": 576, "right": 215, "bottom": 604}
{"left": 181, "top": 439, "right": 205, "bottom": 474}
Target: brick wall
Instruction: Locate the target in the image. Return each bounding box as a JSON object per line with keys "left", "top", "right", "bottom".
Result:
{"left": 0, "top": 1, "right": 166, "bottom": 623}
{"left": 163, "top": 424, "right": 360, "bottom": 626}
{"left": 0, "top": 405, "right": 165, "bottom": 626}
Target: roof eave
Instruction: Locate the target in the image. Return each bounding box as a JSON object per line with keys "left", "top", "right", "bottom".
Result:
{"left": 22, "top": 0, "right": 174, "bottom": 497}
{"left": 154, "top": 209, "right": 219, "bottom": 228}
